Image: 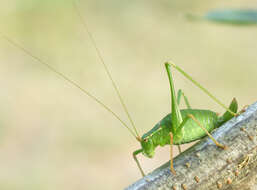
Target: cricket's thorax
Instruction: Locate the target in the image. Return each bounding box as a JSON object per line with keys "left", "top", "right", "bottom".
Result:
{"left": 140, "top": 109, "right": 219, "bottom": 158}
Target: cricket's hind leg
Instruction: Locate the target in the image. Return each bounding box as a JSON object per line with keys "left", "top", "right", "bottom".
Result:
{"left": 166, "top": 62, "right": 237, "bottom": 117}
{"left": 187, "top": 114, "right": 228, "bottom": 150}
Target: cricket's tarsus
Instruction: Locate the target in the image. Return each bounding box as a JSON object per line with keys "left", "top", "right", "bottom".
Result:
{"left": 4, "top": 2, "right": 242, "bottom": 178}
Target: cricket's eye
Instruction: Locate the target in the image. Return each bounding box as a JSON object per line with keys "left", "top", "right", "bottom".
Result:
{"left": 143, "top": 138, "right": 148, "bottom": 142}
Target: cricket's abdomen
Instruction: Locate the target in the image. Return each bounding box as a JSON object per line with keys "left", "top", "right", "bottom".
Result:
{"left": 174, "top": 109, "right": 219, "bottom": 144}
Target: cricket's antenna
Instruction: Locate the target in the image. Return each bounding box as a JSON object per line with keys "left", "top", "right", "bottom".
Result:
{"left": 2, "top": 34, "right": 138, "bottom": 139}
{"left": 167, "top": 61, "right": 237, "bottom": 116}
{"left": 73, "top": 1, "right": 141, "bottom": 140}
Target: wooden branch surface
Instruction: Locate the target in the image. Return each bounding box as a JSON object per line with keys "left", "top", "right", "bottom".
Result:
{"left": 126, "top": 101, "right": 257, "bottom": 190}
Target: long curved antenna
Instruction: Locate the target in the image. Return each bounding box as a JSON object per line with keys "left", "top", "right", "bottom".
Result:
{"left": 73, "top": 1, "right": 141, "bottom": 140}
{"left": 2, "top": 34, "right": 138, "bottom": 139}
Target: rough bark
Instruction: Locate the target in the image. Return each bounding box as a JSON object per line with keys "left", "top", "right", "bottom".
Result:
{"left": 126, "top": 101, "right": 257, "bottom": 190}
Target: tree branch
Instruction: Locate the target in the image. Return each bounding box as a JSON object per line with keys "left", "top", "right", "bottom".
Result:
{"left": 126, "top": 101, "right": 257, "bottom": 190}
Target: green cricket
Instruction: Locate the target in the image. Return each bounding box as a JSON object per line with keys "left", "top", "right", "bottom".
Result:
{"left": 133, "top": 62, "right": 239, "bottom": 176}
{"left": 2, "top": 3, "right": 244, "bottom": 178}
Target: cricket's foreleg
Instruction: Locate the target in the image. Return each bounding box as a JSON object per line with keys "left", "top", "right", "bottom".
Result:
{"left": 187, "top": 114, "right": 228, "bottom": 150}
{"left": 169, "top": 132, "right": 176, "bottom": 175}
{"left": 133, "top": 149, "right": 145, "bottom": 177}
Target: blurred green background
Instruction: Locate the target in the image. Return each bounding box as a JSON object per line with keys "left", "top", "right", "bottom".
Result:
{"left": 0, "top": 0, "right": 256, "bottom": 189}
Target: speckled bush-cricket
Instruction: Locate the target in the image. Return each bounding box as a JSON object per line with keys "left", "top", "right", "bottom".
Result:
{"left": 2, "top": 2, "right": 243, "bottom": 177}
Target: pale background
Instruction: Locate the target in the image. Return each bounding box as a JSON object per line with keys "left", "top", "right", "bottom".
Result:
{"left": 0, "top": 0, "right": 256, "bottom": 189}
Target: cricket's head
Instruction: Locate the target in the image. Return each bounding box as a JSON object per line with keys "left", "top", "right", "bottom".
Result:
{"left": 140, "top": 137, "right": 155, "bottom": 158}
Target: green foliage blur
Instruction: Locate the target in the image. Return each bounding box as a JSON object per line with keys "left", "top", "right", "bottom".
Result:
{"left": 205, "top": 9, "right": 257, "bottom": 24}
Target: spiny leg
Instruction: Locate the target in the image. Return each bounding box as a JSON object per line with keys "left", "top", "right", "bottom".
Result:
{"left": 169, "top": 133, "right": 176, "bottom": 175}
{"left": 133, "top": 149, "right": 145, "bottom": 177}
{"left": 187, "top": 114, "right": 228, "bottom": 150}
